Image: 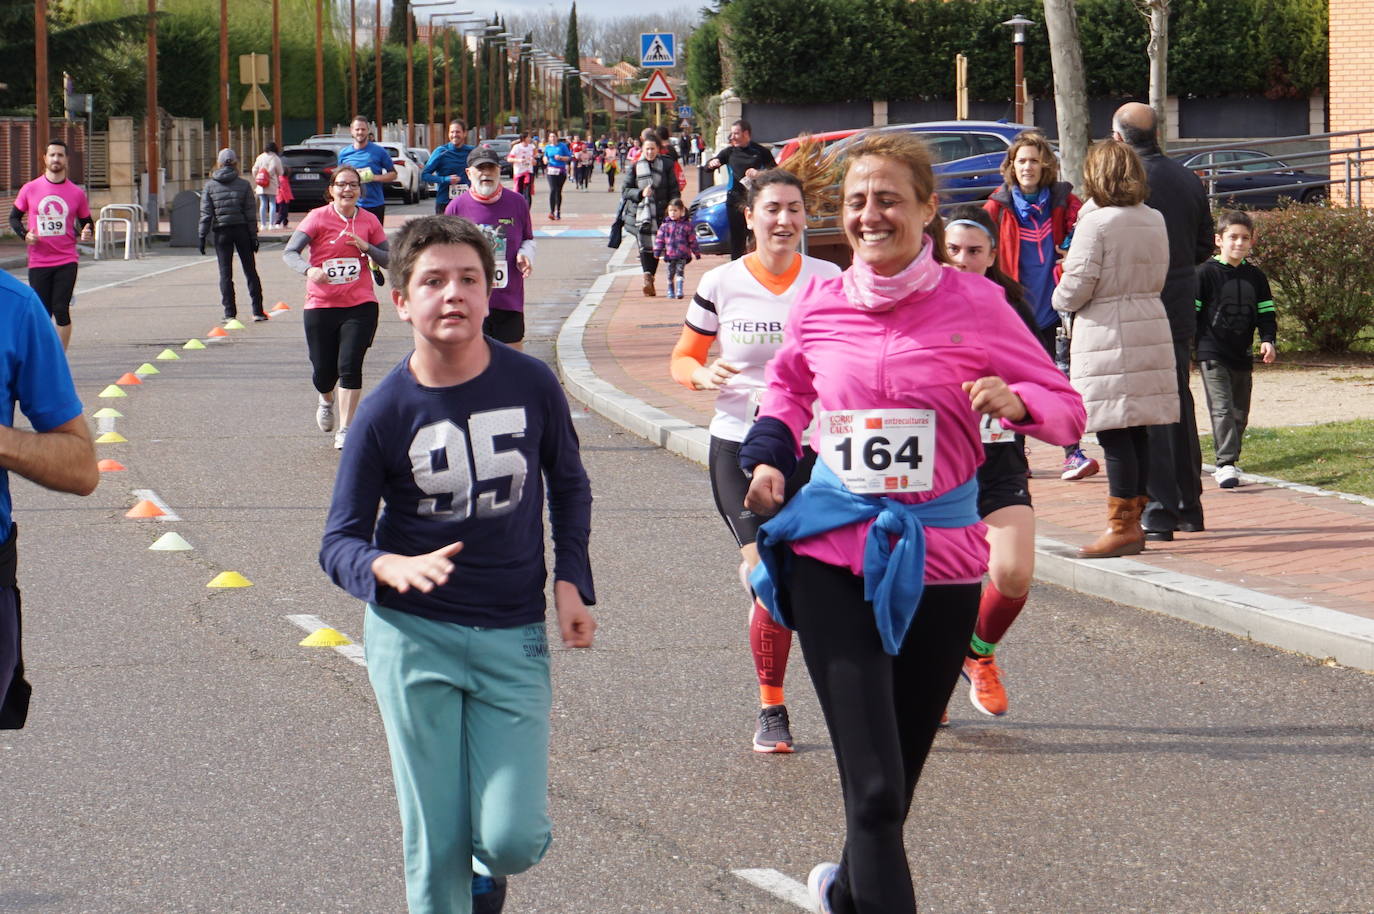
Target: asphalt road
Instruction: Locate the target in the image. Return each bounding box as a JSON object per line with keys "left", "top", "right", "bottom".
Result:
{"left": 1, "top": 191, "right": 1371, "bottom": 914}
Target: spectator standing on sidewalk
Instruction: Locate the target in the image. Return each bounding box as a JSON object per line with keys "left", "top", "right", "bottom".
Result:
{"left": 1113, "top": 102, "right": 1215, "bottom": 542}
{"left": 198, "top": 148, "right": 266, "bottom": 322}
{"left": 1195, "top": 210, "right": 1278, "bottom": 489}
{"left": 0, "top": 269, "right": 98, "bottom": 729}
{"left": 983, "top": 131, "right": 1092, "bottom": 480}
{"left": 652, "top": 198, "right": 701, "bottom": 300}
{"left": 706, "top": 120, "right": 777, "bottom": 260}
{"left": 251, "top": 142, "right": 284, "bottom": 230}
{"left": 8, "top": 139, "right": 93, "bottom": 351}
{"left": 620, "top": 135, "right": 676, "bottom": 297}
{"left": 1053, "top": 140, "right": 1178, "bottom": 559}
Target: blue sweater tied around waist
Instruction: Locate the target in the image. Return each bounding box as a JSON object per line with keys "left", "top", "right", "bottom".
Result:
{"left": 750, "top": 459, "right": 980, "bottom": 656}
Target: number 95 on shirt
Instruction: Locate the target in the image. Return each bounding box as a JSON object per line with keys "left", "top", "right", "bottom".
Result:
{"left": 819, "top": 409, "right": 936, "bottom": 494}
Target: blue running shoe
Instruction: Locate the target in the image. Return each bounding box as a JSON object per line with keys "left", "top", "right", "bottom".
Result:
{"left": 807, "top": 862, "right": 839, "bottom": 913}
{"left": 472, "top": 874, "right": 507, "bottom": 914}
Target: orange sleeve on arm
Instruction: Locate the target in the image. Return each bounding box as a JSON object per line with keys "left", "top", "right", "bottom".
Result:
{"left": 670, "top": 325, "right": 714, "bottom": 389}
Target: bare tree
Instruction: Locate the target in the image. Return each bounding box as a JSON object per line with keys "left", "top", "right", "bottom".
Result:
{"left": 1136, "top": 0, "right": 1170, "bottom": 151}
{"left": 1042, "top": 0, "right": 1091, "bottom": 189}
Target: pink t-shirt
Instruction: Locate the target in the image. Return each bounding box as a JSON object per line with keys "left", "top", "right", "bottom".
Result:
{"left": 15, "top": 176, "right": 91, "bottom": 269}
{"left": 296, "top": 204, "right": 387, "bottom": 309}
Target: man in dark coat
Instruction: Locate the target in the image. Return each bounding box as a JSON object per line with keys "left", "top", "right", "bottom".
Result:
{"left": 1113, "top": 102, "right": 1215, "bottom": 539}
{"left": 198, "top": 148, "right": 265, "bottom": 321}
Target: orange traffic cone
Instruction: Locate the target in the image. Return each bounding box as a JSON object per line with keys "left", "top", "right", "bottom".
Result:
{"left": 206, "top": 326, "right": 229, "bottom": 338}
{"left": 116, "top": 372, "right": 143, "bottom": 385}
{"left": 98, "top": 459, "right": 127, "bottom": 472}
{"left": 125, "top": 499, "right": 166, "bottom": 518}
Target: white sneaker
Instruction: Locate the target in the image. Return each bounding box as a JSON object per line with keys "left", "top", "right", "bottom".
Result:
{"left": 1217, "top": 464, "right": 1242, "bottom": 488}
{"left": 316, "top": 399, "right": 335, "bottom": 433}
{"left": 334, "top": 427, "right": 347, "bottom": 450}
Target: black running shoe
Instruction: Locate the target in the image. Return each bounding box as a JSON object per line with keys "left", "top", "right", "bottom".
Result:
{"left": 472, "top": 875, "right": 507, "bottom": 914}
{"left": 753, "top": 704, "right": 794, "bottom": 753}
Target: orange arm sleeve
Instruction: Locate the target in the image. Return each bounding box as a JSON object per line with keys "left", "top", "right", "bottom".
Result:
{"left": 670, "top": 325, "right": 714, "bottom": 389}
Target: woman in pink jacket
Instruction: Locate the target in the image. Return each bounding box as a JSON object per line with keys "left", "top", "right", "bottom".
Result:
{"left": 739, "top": 131, "right": 1086, "bottom": 914}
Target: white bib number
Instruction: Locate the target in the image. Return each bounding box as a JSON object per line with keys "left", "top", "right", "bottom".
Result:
{"left": 38, "top": 215, "right": 66, "bottom": 237}
{"left": 321, "top": 257, "right": 361, "bottom": 285}
{"left": 820, "top": 409, "right": 936, "bottom": 494}
{"left": 492, "top": 236, "right": 508, "bottom": 289}
{"left": 980, "top": 414, "right": 1015, "bottom": 445}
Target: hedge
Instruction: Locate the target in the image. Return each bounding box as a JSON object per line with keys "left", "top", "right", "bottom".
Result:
{"left": 715, "top": 0, "right": 1327, "bottom": 104}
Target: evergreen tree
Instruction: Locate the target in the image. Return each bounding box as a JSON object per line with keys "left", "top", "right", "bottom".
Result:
{"left": 387, "top": 0, "right": 410, "bottom": 46}
{"left": 563, "top": 1, "right": 585, "bottom": 121}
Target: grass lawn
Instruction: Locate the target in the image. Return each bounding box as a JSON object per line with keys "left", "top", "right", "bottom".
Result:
{"left": 1204, "top": 420, "right": 1374, "bottom": 497}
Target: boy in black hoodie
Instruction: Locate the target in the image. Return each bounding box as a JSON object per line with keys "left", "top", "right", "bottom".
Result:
{"left": 1195, "top": 210, "right": 1278, "bottom": 488}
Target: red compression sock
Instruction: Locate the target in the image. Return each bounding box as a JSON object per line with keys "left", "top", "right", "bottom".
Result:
{"left": 974, "top": 580, "right": 1029, "bottom": 648}
{"left": 750, "top": 600, "right": 792, "bottom": 706}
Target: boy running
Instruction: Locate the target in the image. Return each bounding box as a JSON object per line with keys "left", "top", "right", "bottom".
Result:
{"left": 319, "top": 215, "right": 596, "bottom": 914}
{"left": 1195, "top": 210, "right": 1278, "bottom": 488}
{"left": 9, "top": 140, "right": 93, "bottom": 350}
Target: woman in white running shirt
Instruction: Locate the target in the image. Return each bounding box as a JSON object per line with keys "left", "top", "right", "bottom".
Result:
{"left": 669, "top": 169, "right": 841, "bottom": 753}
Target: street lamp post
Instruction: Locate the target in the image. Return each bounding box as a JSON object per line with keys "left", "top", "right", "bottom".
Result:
{"left": 349, "top": 0, "right": 357, "bottom": 116}
{"left": 374, "top": 0, "right": 382, "bottom": 129}
{"left": 407, "top": 2, "right": 449, "bottom": 147}
{"left": 1001, "top": 14, "right": 1035, "bottom": 125}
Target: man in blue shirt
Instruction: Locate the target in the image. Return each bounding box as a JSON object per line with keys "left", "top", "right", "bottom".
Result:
{"left": 337, "top": 116, "right": 397, "bottom": 225}
{"left": 421, "top": 119, "right": 474, "bottom": 214}
{"left": 0, "top": 271, "right": 98, "bottom": 728}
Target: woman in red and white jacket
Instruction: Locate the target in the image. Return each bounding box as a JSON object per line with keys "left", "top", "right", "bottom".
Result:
{"left": 739, "top": 131, "right": 1085, "bottom": 914}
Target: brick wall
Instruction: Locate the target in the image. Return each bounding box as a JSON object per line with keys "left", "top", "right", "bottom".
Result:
{"left": 1329, "top": 0, "right": 1374, "bottom": 204}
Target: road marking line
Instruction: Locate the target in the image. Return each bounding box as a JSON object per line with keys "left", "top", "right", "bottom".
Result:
{"left": 77, "top": 258, "right": 209, "bottom": 296}
{"left": 285, "top": 613, "right": 367, "bottom": 667}
{"left": 130, "top": 488, "right": 181, "bottom": 521}
{"left": 732, "top": 868, "right": 810, "bottom": 909}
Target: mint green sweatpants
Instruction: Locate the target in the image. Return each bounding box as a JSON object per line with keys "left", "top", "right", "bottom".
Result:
{"left": 364, "top": 603, "right": 553, "bottom": 914}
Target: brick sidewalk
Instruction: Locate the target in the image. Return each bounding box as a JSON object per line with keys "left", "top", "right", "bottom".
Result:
{"left": 580, "top": 262, "right": 1374, "bottom": 632}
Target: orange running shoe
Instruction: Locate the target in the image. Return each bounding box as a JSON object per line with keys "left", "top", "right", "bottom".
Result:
{"left": 961, "top": 654, "right": 1009, "bottom": 717}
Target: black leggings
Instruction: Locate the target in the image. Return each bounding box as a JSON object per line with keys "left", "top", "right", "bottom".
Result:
{"left": 303, "top": 301, "right": 379, "bottom": 393}
{"left": 790, "top": 555, "right": 979, "bottom": 914}
{"left": 28, "top": 263, "right": 78, "bottom": 326}
{"left": 1097, "top": 425, "right": 1151, "bottom": 498}
{"left": 637, "top": 226, "right": 659, "bottom": 275}
{"left": 546, "top": 172, "right": 566, "bottom": 215}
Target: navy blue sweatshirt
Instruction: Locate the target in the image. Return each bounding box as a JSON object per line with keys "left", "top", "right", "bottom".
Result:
{"left": 1195, "top": 257, "right": 1277, "bottom": 368}
{"left": 320, "top": 343, "right": 595, "bottom": 627}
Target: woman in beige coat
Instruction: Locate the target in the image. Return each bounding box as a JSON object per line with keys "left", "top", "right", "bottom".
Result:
{"left": 1052, "top": 139, "right": 1179, "bottom": 558}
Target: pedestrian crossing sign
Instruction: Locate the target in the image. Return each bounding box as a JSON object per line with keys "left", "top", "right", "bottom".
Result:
{"left": 640, "top": 33, "right": 676, "bottom": 68}
{"left": 640, "top": 71, "right": 676, "bottom": 103}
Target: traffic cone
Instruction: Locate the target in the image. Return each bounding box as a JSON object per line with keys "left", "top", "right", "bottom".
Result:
{"left": 97, "top": 459, "right": 126, "bottom": 472}
{"left": 92, "top": 407, "right": 123, "bottom": 419}
{"left": 95, "top": 431, "right": 127, "bottom": 444}
{"left": 206, "top": 326, "right": 229, "bottom": 339}
{"left": 98, "top": 385, "right": 127, "bottom": 398}
{"left": 156, "top": 348, "right": 181, "bottom": 360}
{"left": 149, "top": 532, "right": 193, "bottom": 552}
{"left": 134, "top": 363, "right": 160, "bottom": 376}
{"left": 183, "top": 339, "right": 206, "bottom": 350}
{"left": 125, "top": 499, "right": 166, "bottom": 518}
{"left": 299, "top": 628, "right": 353, "bottom": 647}
{"left": 116, "top": 372, "right": 142, "bottom": 385}
{"left": 207, "top": 571, "right": 252, "bottom": 588}
{"left": 271, "top": 301, "right": 290, "bottom": 312}
{"left": 223, "top": 318, "right": 246, "bottom": 330}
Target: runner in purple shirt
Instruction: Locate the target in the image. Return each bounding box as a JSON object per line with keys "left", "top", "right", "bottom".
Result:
{"left": 444, "top": 146, "right": 536, "bottom": 350}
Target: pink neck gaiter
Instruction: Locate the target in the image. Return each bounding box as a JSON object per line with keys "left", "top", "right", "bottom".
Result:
{"left": 841, "top": 235, "right": 944, "bottom": 312}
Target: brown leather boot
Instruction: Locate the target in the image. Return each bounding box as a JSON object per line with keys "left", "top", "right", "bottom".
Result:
{"left": 1078, "top": 496, "right": 1145, "bottom": 558}
{"left": 642, "top": 273, "right": 656, "bottom": 296}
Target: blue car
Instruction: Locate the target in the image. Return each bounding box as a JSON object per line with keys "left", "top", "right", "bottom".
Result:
{"left": 691, "top": 120, "right": 1033, "bottom": 255}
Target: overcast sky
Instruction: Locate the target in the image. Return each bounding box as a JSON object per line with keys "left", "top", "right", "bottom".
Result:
{"left": 461, "top": 0, "right": 672, "bottom": 20}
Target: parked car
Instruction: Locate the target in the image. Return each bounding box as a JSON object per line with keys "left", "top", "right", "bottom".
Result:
{"left": 407, "top": 147, "right": 431, "bottom": 199}
{"left": 376, "top": 142, "right": 421, "bottom": 205}
{"left": 300, "top": 135, "right": 352, "bottom": 156}
{"left": 1172, "top": 148, "right": 1328, "bottom": 207}
{"left": 280, "top": 145, "right": 338, "bottom": 210}
{"left": 770, "top": 128, "right": 864, "bottom": 164}
{"left": 690, "top": 120, "right": 1032, "bottom": 255}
